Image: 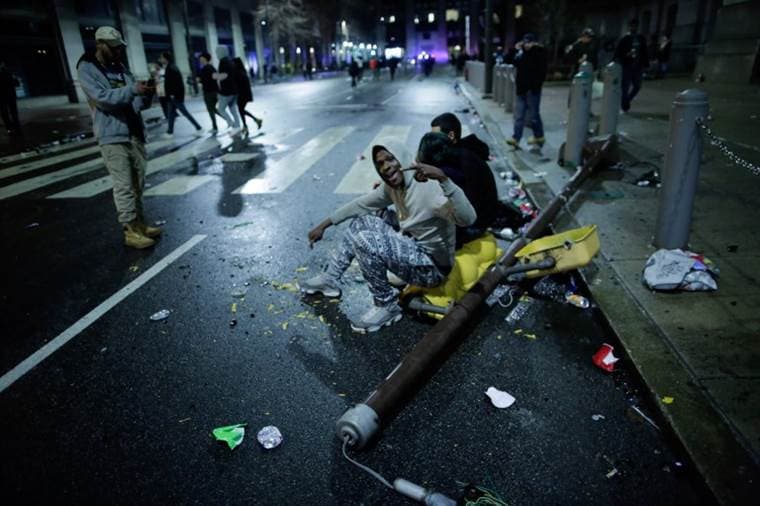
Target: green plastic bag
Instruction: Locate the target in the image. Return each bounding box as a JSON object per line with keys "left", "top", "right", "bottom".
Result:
{"left": 212, "top": 423, "right": 247, "bottom": 450}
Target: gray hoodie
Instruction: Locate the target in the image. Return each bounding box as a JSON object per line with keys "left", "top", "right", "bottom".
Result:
{"left": 77, "top": 53, "right": 151, "bottom": 145}
{"left": 329, "top": 142, "right": 476, "bottom": 269}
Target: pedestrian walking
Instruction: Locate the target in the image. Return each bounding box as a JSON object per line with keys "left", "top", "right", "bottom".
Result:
{"left": 232, "top": 57, "right": 262, "bottom": 133}
{"left": 655, "top": 35, "right": 672, "bottom": 78}
{"left": 215, "top": 46, "right": 241, "bottom": 132}
{"left": 615, "top": 19, "right": 649, "bottom": 112}
{"left": 388, "top": 57, "right": 399, "bottom": 81}
{"left": 159, "top": 52, "right": 201, "bottom": 138}
{"left": 0, "top": 61, "right": 21, "bottom": 135}
{"left": 349, "top": 59, "right": 359, "bottom": 87}
{"left": 506, "top": 33, "right": 547, "bottom": 150}
{"left": 77, "top": 26, "right": 160, "bottom": 249}
{"left": 197, "top": 52, "right": 233, "bottom": 133}
{"left": 565, "top": 28, "right": 599, "bottom": 74}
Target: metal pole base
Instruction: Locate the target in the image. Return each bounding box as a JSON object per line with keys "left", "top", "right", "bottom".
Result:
{"left": 335, "top": 403, "right": 380, "bottom": 449}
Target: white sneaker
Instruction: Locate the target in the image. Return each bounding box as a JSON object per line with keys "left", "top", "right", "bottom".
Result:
{"left": 299, "top": 273, "right": 341, "bottom": 298}
{"left": 350, "top": 303, "right": 403, "bottom": 334}
{"left": 161, "top": 133, "right": 174, "bottom": 139}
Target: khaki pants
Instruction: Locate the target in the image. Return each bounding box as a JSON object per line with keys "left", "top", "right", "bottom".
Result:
{"left": 100, "top": 138, "right": 147, "bottom": 224}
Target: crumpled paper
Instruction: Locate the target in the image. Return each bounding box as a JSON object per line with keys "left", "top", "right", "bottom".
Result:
{"left": 643, "top": 249, "right": 719, "bottom": 291}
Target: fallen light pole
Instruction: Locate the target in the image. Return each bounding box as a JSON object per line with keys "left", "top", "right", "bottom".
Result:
{"left": 336, "top": 137, "right": 617, "bottom": 449}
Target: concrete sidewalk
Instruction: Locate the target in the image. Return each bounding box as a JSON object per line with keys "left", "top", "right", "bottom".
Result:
{"left": 460, "top": 76, "right": 760, "bottom": 505}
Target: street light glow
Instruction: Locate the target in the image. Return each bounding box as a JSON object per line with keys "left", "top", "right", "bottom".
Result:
{"left": 279, "top": 47, "right": 285, "bottom": 54}
{"left": 296, "top": 47, "right": 302, "bottom": 54}
{"left": 428, "top": 12, "right": 435, "bottom": 23}
{"left": 261, "top": 19, "right": 267, "bottom": 26}
{"left": 359, "top": 43, "right": 365, "bottom": 49}
{"left": 389, "top": 15, "right": 396, "bottom": 23}
{"left": 379, "top": 16, "right": 384, "bottom": 22}
{"left": 309, "top": 47, "right": 315, "bottom": 54}
{"left": 414, "top": 16, "right": 419, "bottom": 24}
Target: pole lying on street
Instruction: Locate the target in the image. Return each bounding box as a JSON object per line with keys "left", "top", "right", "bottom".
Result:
{"left": 336, "top": 137, "right": 617, "bottom": 449}
{"left": 565, "top": 70, "right": 593, "bottom": 167}
{"left": 599, "top": 62, "right": 621, "bottom": 136}
{"left": 654, "top": 89, "right": 709, "bottom": 249}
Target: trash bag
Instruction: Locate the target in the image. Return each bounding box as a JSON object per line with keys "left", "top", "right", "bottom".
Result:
{"left": 642, "top": 249, "right": 719, "bottom": 291}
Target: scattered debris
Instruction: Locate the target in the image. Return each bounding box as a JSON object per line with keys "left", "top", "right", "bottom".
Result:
{"left": 643, "top": 249, "right": 719, "bottom": 291}
{"left": 231, "top": 303, "right": 238, "bottom": 313}
{"left": 271, "top": 281, "right": 298, "bottom": 292}
{"left": 281, "top": 322, "right": 288, "bottom": 330}
{"left": 662, "top": 396, "right": 674, "bottom": 405}
{"left": 154, "top": 219, "right": 167, "bottom": 226}
{"left": 213, "top": 423, "right": 247, "bottom": 450}
{"left": 229, "top": 319, "right": 238, "bottom": 327}
{"left": 178, "top": 417, "right": 191, "bottom": 423}
{"left": 485, "top": 387, "right": 516, "bottom": 409}
{"left": 257, "top": 425, "right": 283, "bottom": 449}
{"left": 606, "top": 468, "right": 619, "bottom": 479}
{"left": 635, "top": 169, "right": 661, "bottom": 188}
{"left": 25, "top": 222, "right": 40, "bottom": 229}
{"left": 312, "top": 174, "right": 321, "bottom": 181}
{"left": 229, "top": 221, "right": 254, "bottom": 229}
{"left": 230, "top": 287, "right": 248, "bottom": 298}
{"left": 504, "top": 297, "right": 532, "bottom": 324}
{"left": 295, "top": 266, "right": 309, "bottom": 272}
{"left": 592, "top": 414, "right": 606, "bottom": 421}
{"left": 149, "top": 309, "right": 171, "bottom": 321}
{"left": 592, "top": 343, "right": 619, "bottom": 372}
{"left": 629, "top": 405, "right": 661, "bottom": 431}
{"left": 565, "top": 292, "right": 590, "bottom": 309}
{"left": 129, "top": 265, "right": 140, "bottom": 273}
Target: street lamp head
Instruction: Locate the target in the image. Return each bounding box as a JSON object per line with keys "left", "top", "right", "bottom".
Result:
{"left": 261, "top": 19, "right": 267, "bottom": 26}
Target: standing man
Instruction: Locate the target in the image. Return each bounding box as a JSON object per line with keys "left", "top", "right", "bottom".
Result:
{"left": 0, "top": 61, "right": 21, "bottom": 135}
{"left": 565, "top": 28, "right": 598, "bottom": 74}
{"left": 300, "top": 142, "right": 475, "bottom": 333}
{"left": 77, "top": 26, "right": 160, "bottom": 249}
{"left": 160, "top": 52, "right": 202, "bottom": 137}
{"left": 388, "top": 56, "right": 399, "bottom": 81}
{"left": 215, "top": 46, "right": 241, "bottom": 132}
{"left": 615, "top": 19, "right": 649, "bottom": 112}
{"left": 198, "top": 52, "right": 225, "bottom": 132}
{"left": 506, "top": 33, "right": 547, "bottom": 150}
{"left": 655, "top": 35, "right": 672, "bottom": 78}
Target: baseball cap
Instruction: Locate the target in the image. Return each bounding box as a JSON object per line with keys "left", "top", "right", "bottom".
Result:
{"left": 522, "top": 33, "right": 536, "bottom": 43}
{"left": 95, "top": 26, "right": 126, "bottom": 47}
{"left": 582, "top": 28, "right": 595, "bottom": 37}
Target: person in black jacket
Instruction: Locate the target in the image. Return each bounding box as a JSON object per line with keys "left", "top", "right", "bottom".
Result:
{"left": 615, "top": 19, "right": 649, "bottom": 112}
{"left": 159, "top": 52, "right": 201, "bottom": 137}
{"left": 431, "top": 112, "right": 491, "bottom": 161}
{"left": 0, "top": 61, "right": 21, "bottom": 134}
{"left": 198, "top": 52, "right": 234, "bottom": 132}
{"left": 215, "top": 46, "right": 241, "bottom": 131}
{"left": 232, "top": 57, "right": 262, "bottom": 133}
{"left": 506, "top": 33, "right": 547, "bottom": 150}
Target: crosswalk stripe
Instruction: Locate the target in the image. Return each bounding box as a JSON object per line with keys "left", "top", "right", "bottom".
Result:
{"left": 144, "top": 175, "right": 216, "bottom": 196}
{"left": 0, "top": 138, "right": 178, "bottom": 201}
{"left": 47, "top": 135, "right": 230, "bottom": 199}
{"left": 334, "top": 125, "right": 411, "bottom": 194}
{"left": 0, "top": 145, "right": 101, "bottom": 181}
{"left": 234, "top": 126, "right": 354, "bottom": 194}
{"left": 0, "top": 139, "right": 98, "bottom": 167}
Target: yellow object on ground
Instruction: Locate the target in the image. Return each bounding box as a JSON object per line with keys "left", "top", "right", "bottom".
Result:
{"left": 515, "top": 225, "right": 600, "bottom": 278}
{"left": 404, "top": 234, "right": 503, "bottom": 319}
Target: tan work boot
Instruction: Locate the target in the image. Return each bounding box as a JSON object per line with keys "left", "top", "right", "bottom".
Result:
{"left": 138, "top": 220, "right": 162, "bottom": 238}
{"left": 124, "top": 221, "right": 155, "bottom": 249}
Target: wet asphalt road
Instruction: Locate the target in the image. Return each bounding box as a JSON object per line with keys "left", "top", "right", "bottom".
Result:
{"left": 0, "top": 69, "right": 714, "bottom": 504}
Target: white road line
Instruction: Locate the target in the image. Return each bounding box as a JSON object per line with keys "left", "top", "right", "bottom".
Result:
{"left": 381, "top": 90, "right": 400, "bottom": 105}
{"left": 0, "top": 234, "right": 207, "bottom": 394}
{"left": 0, "top": 145, "right": 101, "bottom": 181}
{"left": 234, "top": 126, "right": 354, "bottom": 194}
{"left": 48, "top": 135, "right": 229, "bottom": 199}
{"left": 0, "top": 140, "right": 98, "bottom": 166}
{"left": 334, "top": 125, "right": 411, "bottom": 194}
{"left": 144, "top": 175, "right": 216, "bottom": 196}
{"left": 0, "top": 138, "right": 178, "bottom": 201}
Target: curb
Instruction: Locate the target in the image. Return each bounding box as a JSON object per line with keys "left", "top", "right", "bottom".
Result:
{"left": 458, "top": 79, "right": 759, "bottom": 505}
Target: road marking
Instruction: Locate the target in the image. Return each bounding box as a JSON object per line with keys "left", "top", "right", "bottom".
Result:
{"left": 0, "top": 145, "right": 101, "bottom": 181}
{"left": 0, "top": 140, "right": 98, "bottom": 166}
{"left": 381, "top": 90, "right": 400, "bottom": 105}
{"left": 0, "top": 234, "right": 207, "bottom": 394}
{"left": 334, "top": 125, "right": 411, "bottom": 194}
{"left": 47, "top": 136, "right": 229, "bottom": 199}
{"left": 234, "top": 126, "right": 354, "bottom": 194}
{"left": 145, "top": 175, "right": 216, "bottom": 196}
{"left": 0, "top": 138, "right": 178, "bottom": 201}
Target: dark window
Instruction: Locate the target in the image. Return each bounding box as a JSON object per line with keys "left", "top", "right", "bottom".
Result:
{"left": 137, "top": 0, "right": 166, "bottom": 24}
{"left": 187, "top": 1, "right": 204, "bottom": 29}
{"left": 215, "top": 7, "right": 232, "bottom": 38}
{"left": 665, "top": 4, "right": 678, "bottom": 37}
{"left": 75, "top": 0, "right": 115, "bottom": 18}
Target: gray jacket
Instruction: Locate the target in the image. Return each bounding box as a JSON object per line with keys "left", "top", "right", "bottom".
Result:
{"left": 77, "top": 53, "right": 151, "bottom": 145}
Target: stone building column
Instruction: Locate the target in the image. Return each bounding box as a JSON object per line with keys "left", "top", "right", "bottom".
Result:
{"left": 204, "top": 2, "right": 219, "bottom": 64}
{"left": 166, "top": 0, "right": 191, "bottom": 76}
{"left": 118, "top": 0, "right": 149, "bottom": 79}
{"left": 230, "top": 5, "right": 247, "bottom": 67}
{"left": 52, "top": 0, "right": 88, "bottom": 102}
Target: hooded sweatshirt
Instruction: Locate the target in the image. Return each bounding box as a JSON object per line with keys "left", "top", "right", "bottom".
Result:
{"left": 77, "top": 52, "right": 152, "bottom": 145}
{"left": 329, "top": 142, "right": 476, "bottom": 270}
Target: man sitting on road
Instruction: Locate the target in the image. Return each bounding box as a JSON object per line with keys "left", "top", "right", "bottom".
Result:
{"left": 431, "top": 112, "right": 490, "bottom": 162}
{"left": 300, "top": 141, "right": 476, "bottom": 333}
{"left": 417, "top": 131, "right": 497, "bottom": 247}
{"left": 77, "top": 26, "right": 160, "bottom": 249}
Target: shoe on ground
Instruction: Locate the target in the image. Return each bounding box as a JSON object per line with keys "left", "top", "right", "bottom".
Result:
{"left": 506, "top": 138, "right": 521, "bottom": 150}
{"left": 123, "top": 221, "right": 155, "bottom": 249}
{"left": 138, "top": 220, "right": 162, "bottom": 238}
{"left": 255, "top": 118, "right": 263, "bottom": 130}
{"left": 527, "top": 136, "right": 545, "bottom": 147}
{"left": 350, "top": 302, "right": 403, "bottom": 334}
{"left": 161, "top": 132, "right": 174, "bottom": 139}
{"left": 299, "top": 273, "right": 341, "bottom": 298}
